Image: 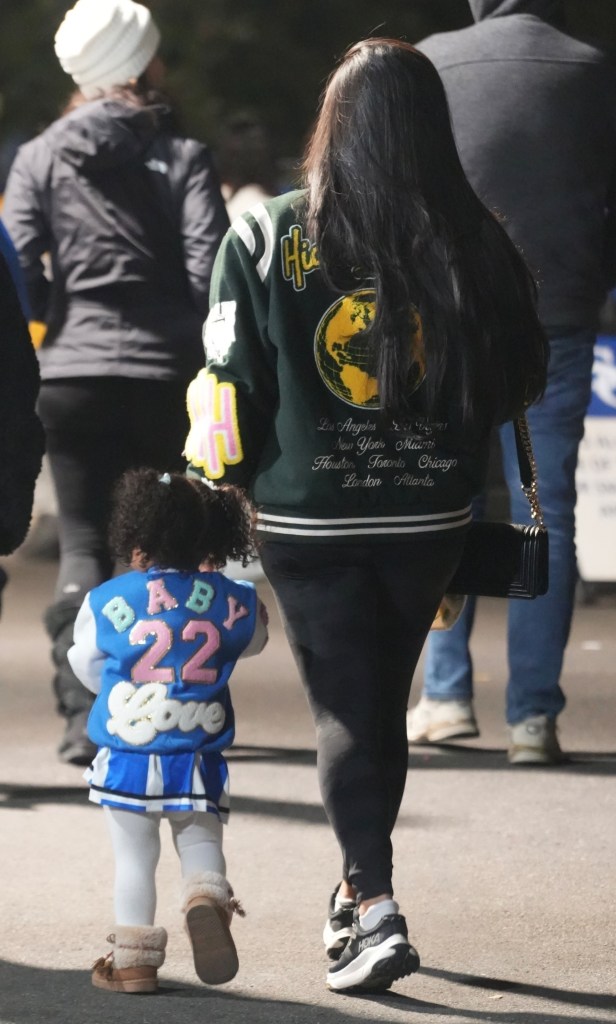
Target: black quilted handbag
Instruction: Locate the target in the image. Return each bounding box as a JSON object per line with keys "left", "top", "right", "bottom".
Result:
{"left": 447, "top": 416, "right": 549, "bottom": 599}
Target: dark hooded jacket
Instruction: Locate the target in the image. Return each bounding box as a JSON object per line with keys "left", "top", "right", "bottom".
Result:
{"left": 418, "top": 0, "right": 616, "bottom": 329}
{"left": 0, "top": 252, "right": 44, "bottom": 554}
{"left": 2, "top": 99, "right": 229, "bottom": 381}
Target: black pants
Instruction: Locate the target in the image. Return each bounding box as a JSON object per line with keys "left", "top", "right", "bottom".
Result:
{"left": 38, "top": 377, "right": 190, "bottom": 717}
{"left": 261, "top": 535, "right": 465, "bottom": 903}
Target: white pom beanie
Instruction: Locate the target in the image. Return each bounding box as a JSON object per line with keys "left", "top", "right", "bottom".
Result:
{"left": 54, "top": 0, "right": 161, "bottom": 99}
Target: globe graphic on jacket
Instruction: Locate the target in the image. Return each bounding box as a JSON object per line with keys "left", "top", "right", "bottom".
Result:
{"left": 314, "top": 289, "right": 425, "bottom": 408}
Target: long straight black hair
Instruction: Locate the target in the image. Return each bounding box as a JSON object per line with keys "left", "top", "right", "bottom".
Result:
{"left": 303, "top": 38, "right": 548, "bottom": 430}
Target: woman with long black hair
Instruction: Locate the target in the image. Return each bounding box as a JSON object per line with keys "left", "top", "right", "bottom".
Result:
{"left": 185, "top": 38, "right": 548, "bottom": 994}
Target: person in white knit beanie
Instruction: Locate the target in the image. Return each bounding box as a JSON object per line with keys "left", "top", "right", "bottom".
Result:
{"left": 2, "top": 0, "right": 229, "bottom": 781}
{"left": 54, "top": 0, "right": 161, "bottom": 98}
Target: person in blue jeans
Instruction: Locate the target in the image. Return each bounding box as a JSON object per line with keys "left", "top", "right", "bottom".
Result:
{"left": 410, "top": 333, "right": 594, "bottom": 762}
{"left": 407, "top": 0, "right": 616, "bottom": 764}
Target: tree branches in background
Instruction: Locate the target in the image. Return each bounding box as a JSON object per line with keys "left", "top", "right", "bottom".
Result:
{"left": 1, "top": 0, "right": 614, "bottom": 189}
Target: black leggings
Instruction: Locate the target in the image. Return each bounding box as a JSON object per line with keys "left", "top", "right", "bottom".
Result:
{"left": 37, "top": 377, "right": 192, "bottom": 716}
{"left": 261, "top": 535, "right": 465, "bottom": 903}
{"left": 38, "top": 377, "right": 190, "bottom": 604}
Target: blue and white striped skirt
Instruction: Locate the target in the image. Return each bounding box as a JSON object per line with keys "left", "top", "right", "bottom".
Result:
{"left": 84, "top": 747, "right": 230, "bottom": 820}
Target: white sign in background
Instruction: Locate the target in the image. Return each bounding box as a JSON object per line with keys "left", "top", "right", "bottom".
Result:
{"left": 575, "top": 338, "right": 616, "bottom": 581}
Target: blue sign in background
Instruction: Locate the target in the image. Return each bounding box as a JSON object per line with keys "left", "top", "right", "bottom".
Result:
{"left": 587, "top": 335, "right": 616, "bottom": 417}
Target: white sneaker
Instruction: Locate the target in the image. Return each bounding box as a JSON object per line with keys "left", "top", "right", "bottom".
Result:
{"left": 508, "top": 715, "right": 564, "bottom": 765}
{"left": 406, "top": 696, "right": 479, "bottom": 744}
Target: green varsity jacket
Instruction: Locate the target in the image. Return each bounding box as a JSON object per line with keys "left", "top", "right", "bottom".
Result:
{"left": 186, "top": 189, "right": 490, "bottom": 543}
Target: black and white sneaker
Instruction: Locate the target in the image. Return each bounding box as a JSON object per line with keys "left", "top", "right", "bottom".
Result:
{"left": 323, "top": 885, "right": 355, "bottom": 960}
{"left": 326, "top": 911, "right": 420, "bottom": 993}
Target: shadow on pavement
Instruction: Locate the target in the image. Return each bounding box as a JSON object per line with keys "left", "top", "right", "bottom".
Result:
{"left": 0, "top": 782, "right": 329, "bottom": 824}
{"left": 2, "top": 743, "right": 615, "bottom": 815}
{"left": 0, "top": 785, "right": 87, "bottom": 810}
{"left": 0, "top": 960, "right": 371, "bottom": 1024}
{"left": 233, "top": 743, "right": 616, "bottom": 776}
{"left": 406, "top": 746, "right": 616, "bottom": 775}
{"left": 230, "top": 745, "right": 317, "bottom": 765}
{"left": 1, "top": 960, "right": 613, "bottom": 1024}
{"left": 420, "top": 964, "right": 616, "bottom": 1016}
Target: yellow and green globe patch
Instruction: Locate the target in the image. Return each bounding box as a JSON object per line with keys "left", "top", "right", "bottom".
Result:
{"left": 314, "top": 289, "right": 425, "bottom": 409}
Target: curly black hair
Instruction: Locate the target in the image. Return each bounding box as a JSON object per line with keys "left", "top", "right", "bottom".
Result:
{"left": 108, "top": 469, "right": 258, "bottom": 571}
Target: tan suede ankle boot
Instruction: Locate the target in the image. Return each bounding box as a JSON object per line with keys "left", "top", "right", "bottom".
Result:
{"left": 92, "top": 925, "right": 167, "bottom": 993}
{"left": 181, "top": 872, "right": 245, "bottom": 985}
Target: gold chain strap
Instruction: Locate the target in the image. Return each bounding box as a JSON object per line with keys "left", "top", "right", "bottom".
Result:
{"left": 516, "top": 415, "right": 545, "bottom": 530}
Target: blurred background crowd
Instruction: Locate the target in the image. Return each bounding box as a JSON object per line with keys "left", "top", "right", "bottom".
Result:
{"left": 1, "top": 0, "right": 615, "bottom": 770}
{"left": 2, "top": 0, "right": 616, "bottom": 198}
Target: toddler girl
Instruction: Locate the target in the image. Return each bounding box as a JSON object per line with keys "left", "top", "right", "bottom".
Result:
{"left": 68, "top": 469, "right": 268, "bottom": 993}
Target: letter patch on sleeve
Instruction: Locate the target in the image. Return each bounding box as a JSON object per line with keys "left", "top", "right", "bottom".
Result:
{"left": 203, "top": 301, "right": 237, "bottom": 363}
{"left": 185, "top": 370, "right": 244, "bottom": 479}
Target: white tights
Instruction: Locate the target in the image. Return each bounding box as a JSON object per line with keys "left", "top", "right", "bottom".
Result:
{"left": 103, "top": 806, "right": 226, "bottom": 926}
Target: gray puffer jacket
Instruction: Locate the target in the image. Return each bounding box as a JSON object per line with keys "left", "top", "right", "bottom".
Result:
{"left": 2, "top": 99, "right": 229, "bottom": 382}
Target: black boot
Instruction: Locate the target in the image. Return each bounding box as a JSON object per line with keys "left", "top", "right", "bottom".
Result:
{"left": 44, "top": 601, "right": 97, "bottom": 766}
{"left": 0, "top": 565, "right": 7, "bottom": 617}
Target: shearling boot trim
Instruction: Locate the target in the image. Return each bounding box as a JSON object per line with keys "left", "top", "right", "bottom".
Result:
{"left": 181, "top": 874, "right": 242, "bottom": 985}
{"left": 108, "top": 925, "right": 168, "bottom": 970}
{"left": 180, "top": 872, "right": 245, "bottom": 918}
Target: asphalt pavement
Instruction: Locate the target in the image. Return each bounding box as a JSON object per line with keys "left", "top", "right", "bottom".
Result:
{"left": 1, "top": 545, "right": 615, "bottom": 1024}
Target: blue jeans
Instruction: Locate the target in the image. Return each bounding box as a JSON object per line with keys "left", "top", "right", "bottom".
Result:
{"left": 423, "top": 332, "right": 595, "bottom": 725}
